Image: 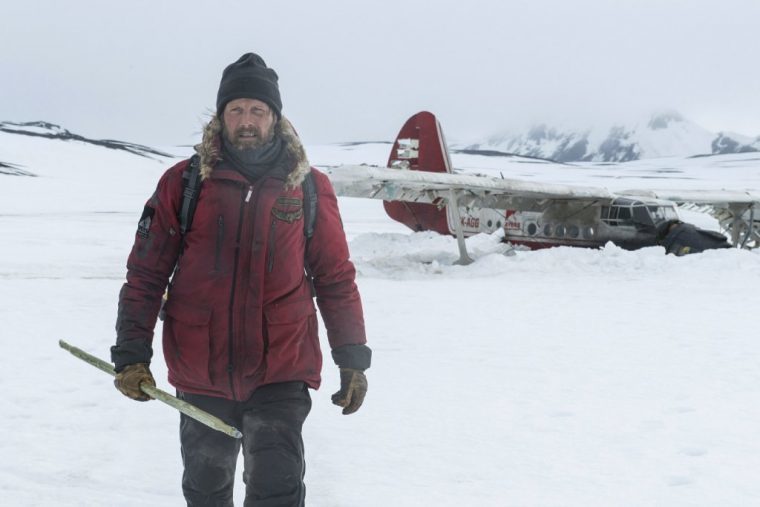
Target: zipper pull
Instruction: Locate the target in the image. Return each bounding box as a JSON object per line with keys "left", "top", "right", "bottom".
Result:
{"left": 245, "top": 186, "right": 253, "bottom": 203}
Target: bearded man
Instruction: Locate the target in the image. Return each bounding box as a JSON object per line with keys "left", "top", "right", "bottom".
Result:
{"left": 110, "top": 53, "right": 370, "bottom": 507}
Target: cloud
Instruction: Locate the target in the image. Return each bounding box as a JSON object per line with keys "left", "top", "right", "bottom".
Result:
{"left": 2, "top": 0, "right": 759, "bottom": 145}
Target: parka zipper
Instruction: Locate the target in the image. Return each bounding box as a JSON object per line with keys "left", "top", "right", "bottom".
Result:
{"left": 226, "top": 184, "right": 253, "bottom": 400}
{"left": 266, "top": 219, "right": 277, "bottom": 273}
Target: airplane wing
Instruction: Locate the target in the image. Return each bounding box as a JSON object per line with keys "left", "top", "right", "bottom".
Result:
{"left": 324, "top": 164, "right": 760, "bottom": 249}
{"left": 620, "top": 188, "right": 760, "bottom": 206}
{"left": 324, "top": 164, "right": 615, "bottom": 211}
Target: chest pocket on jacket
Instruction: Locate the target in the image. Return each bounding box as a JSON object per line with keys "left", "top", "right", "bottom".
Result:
{"left": 271, "top": 197, "right": 303, "bottom": 223}
{"left": 267, "top": 197, "right": 304, "bottom": 273}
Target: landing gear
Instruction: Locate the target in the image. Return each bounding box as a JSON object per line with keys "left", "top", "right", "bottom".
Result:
{"left": 447, "top": 189, "right": 474, "bottom": 265}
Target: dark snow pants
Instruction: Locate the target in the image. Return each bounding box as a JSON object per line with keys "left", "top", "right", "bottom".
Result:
{"left": 178, "top": 382, "right": 312, "bottom": 507}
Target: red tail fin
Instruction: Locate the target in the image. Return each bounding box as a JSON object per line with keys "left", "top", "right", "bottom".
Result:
{"left": 383, "top": 112, "right": 452, "bottom": 234}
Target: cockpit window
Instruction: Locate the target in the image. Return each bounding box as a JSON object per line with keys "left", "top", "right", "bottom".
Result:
{"left": 647, "top": 205, "right": 678, "bottom": 225}
{"left": 632, "top": 205, "right": 654, "bottom": 226}
{"left": 603, "top": 199, "right": 678, "bottom": 228}
{"left": 602, "top": 202, "right": 636, "bottom": 227}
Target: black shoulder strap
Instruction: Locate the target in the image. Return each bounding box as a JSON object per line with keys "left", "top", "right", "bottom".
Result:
{"left": 302, "top": 171, "right": 318, "bottom": 242}
{"left": 301, "top": 171, "right": 318, "bottom": 296}
{"left": 161, "top": 155, "right": 201, "bottom": 321}
{"left": 179, "top": 154, "right": 202, "bottom": 236}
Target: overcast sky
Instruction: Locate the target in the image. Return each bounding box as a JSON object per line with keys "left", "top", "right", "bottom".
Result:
{"left": 3, "top": 0, "right": 759, "bottom": 147}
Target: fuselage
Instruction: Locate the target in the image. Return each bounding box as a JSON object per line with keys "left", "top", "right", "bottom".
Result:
{"left": 443, "top": 197, "right": 680, "bottom": 250}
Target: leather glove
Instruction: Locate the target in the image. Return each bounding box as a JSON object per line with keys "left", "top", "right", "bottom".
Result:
{"left": 331, "top": 368, "right": 368, "bottom": 415}
{"left": 114, "top": 363, "right": 155, "bottom": 402}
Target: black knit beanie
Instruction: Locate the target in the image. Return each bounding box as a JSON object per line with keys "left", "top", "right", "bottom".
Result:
{"left": 216, "top": 53, "right": 282, "bottom": 118}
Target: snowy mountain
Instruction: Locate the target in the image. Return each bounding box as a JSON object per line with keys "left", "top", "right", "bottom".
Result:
{"left": 0, "top": 121, "right": 184, "bottom": 217}
{"left": 465, "top": 111, "right": 760, "bottom": 162}
{"left": 4, "top": 116, "right": 759, "bottom": 172}
{"left": 711, "top": 130, "right": 760, "bottom": 155}
{"left": 0, "top": 121, "right": 179, "bottom": 179}
{"left": 0, "top": 120, "right": 175, "bottom": 162}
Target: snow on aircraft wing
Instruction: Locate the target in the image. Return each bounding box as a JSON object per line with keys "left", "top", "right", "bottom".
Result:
{"left": 324, "top": 164, "right": 615, "bottom": 210}
{"left": 620, "top": 189, "right": 760, "bottom": 206}
{"left": 324, "top": 165, "right": 760, "bottom": 249}
{"left": 325, "top": 164, "right": 760, "bottom": 212}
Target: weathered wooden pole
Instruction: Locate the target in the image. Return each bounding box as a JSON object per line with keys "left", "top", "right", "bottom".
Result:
{"left": 59, "top": 339, "right": 243, "bottom": 439}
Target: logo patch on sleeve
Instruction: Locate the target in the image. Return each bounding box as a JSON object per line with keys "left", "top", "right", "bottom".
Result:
{"left": 137, "top": 206, "right": 155, "bottom": 238}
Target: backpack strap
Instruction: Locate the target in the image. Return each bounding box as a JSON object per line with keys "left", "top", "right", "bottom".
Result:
{"left": 159, "top": 155, "right": 201, "bottom": 321}
{"left": 301, "top": 171, "right": 318, "bottom": 296}
{"left": 179, "top": 154, "right": 202, "bottom": 236}
{"left": 302, "top": 171, "right": 317, "bottom": 242}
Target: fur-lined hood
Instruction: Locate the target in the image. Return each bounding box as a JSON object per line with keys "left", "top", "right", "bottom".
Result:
{"left": 194, "top": 115, "right": 311, "bottom": 188}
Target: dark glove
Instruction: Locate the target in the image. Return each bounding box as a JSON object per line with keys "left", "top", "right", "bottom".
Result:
{"left": 114, "top": 363, "right": 155, "bottom": 402}
{"left": 331, "top": 368, "right": 368, "bottom": 415}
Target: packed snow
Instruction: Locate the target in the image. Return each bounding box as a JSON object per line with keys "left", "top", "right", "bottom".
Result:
{"left": 1, "top": 130, "right": 759, "bottom": 506}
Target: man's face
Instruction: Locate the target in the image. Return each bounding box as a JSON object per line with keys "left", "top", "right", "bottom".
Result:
{"left": 222, "top": 98, "right": 276, "bottom": 150}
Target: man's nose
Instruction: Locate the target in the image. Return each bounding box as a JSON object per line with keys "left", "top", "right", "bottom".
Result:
{"left": 240, "top": 113, "right": 255, "bottom": 126}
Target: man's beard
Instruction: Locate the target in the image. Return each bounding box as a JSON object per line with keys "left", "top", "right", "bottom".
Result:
{"left": 225, "top": 125, "right": 274, "bottom": 150}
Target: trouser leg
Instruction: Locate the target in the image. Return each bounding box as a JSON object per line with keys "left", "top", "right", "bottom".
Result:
{"left": 178, "top": 391, "right": 242, "bottom": 507}
{"left": 241, "top": 382, "right": 312, "bottom": 507}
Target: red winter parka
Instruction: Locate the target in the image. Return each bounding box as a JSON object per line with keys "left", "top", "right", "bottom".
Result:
{"left": 111, "top": 118, "right": 369, "bottom": 401}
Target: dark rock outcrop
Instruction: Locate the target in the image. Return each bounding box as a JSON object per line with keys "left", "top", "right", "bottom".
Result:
{"left": 0, "top": 121, "right": 174, "bottom": 159}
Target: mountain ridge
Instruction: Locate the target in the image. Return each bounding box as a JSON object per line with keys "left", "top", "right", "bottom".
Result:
{"left": 0, "top": 120, "right": 174, "bottom": 159}
{"left": 462, "top": 111, "right": 760, "bottom": 162}
{"left": 3, "top": 115, "right": 759, "bottom": 171}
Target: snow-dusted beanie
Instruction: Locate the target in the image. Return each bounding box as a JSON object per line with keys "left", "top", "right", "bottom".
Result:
{"left": 216, "top": 53, "right": 282, "bottom": 118}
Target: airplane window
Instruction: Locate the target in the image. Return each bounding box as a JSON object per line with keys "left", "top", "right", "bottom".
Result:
{"left": 555, "top": 225, "right": 566, "bottom": 237}
{"left": 617, "top": 207, "right": 632, "bottom": 220}
{"left": 583, "top": 226, "right": 595, "bottom": 238}
{"left": 527, "top": 223, "right": 538, "bottom": 236}
{"left": 647, "top": 206, "right": 678, "bottom": 223}
{"left": 634, "top": 206, "right": 654, "bottom": 226}
{"left": 543, "top": 224, "right": 552, "bottom": 236}
{"left": 568, "top": 225, "right": 579, "bottom": 238}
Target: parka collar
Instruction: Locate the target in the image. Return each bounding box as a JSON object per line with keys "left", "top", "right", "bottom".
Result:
{"left": 194, "top": 115, "right": 311, "bottom": 189}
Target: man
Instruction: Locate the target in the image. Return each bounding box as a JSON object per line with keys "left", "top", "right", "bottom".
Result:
{"left": 110, "top": 53, "right": 371, "bottom": 506}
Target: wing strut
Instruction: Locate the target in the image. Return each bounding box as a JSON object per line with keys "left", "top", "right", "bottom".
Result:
{"left": 448, "top": 189, "right": 474, "bottom": 265}
{"left": 720, "top": 203, "right": 760, "bottom": 250}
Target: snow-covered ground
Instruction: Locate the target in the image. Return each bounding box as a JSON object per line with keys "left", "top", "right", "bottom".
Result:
{"left": 1, "top": 132, "right": 760, "bottom": 506}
